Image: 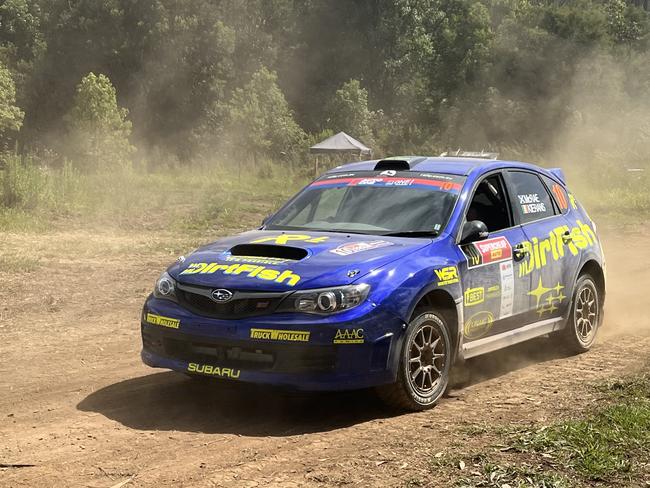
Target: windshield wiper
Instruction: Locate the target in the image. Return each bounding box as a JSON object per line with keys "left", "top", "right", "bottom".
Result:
{"left": 381, "top": 230, "right": 439, "bottom": 238}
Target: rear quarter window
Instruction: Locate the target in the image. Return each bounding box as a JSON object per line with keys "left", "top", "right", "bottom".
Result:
{"left": 541, "top": 175, "right": 570, "bottom": 214}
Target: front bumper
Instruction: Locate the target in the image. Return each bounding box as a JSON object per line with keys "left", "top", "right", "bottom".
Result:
{"left": 140, "top": 296, "right": 405, "bottom": 391}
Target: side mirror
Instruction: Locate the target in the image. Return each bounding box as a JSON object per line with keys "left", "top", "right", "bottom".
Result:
{"left": 460, "top": 220, "right": 489, "bottom": 244}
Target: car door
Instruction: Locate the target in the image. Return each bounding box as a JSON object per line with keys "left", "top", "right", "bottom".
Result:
{"left": 456, "top": 172, "right": 532, "bottom": 342}
{"left": 504, "top": 170, "right": 581, "bottom": 325}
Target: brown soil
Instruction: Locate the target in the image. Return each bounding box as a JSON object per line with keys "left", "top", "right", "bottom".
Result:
{"left": 0, "top": 228, "right": 648, "bottom": 487}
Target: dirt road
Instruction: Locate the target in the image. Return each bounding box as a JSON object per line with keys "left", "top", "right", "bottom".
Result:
{"left": 1, "top": 228, "right": 648, "bottom": 487}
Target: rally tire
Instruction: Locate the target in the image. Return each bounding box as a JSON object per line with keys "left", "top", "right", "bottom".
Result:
{"left": 560, "top": 274, "right": 600, "bottom": 354}
{"left": 377, "top": 309, "right": 452, "bottom": 411}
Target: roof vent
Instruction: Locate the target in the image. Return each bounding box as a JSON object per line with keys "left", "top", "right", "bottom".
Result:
{"left": 440, "top": 149, "right": 499, "bottom": 160}
{"left": 374, "top": 159, "right": 411, "bottom": 171}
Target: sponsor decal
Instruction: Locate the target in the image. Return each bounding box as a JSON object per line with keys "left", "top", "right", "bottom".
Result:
{"left": 528, "top": 277, "right": 566, "bottom": 316}
{"left": 551, "top": 184, "right": 569, "bottom": 211}
{"left": 250, "top": 328, "right": 310, "bottom": 342}
{"left": 418, "top": 173, "right": 453, "bottom": 180}
{"left": 224, "top": 255, "right": 291, "bottom": 265}
{"left": 461, "top": 236, "right": 512, "bottom": 269}
{"left": 187, "top": 363, "right": 240, "bottom": 379}
{"left": 464, "top": 287, "right": 485, "bottom": 307}
{"left": 180, "top": 263, "right": 301, "bottom": 286}
{"left": 486, "top": 284, "right": 501, "bottom": 298}
{"left": 518, "top": 193, "right": 547, "bottom": 214}
{"left": 518, "top": 220, "right": 596, "bottom": 277}
{"left": 145, "top": 313, "right": 180, "bottom": 329}
{"left": 380, "top": 170, "right": 396, "bottom": 176}
{"left": 464, "top": 311, "right": 494, "bottom": 340}
{"left": 251, "top": 234, "right": 328, "bottom": 245}
{"left": 434, "top": 266, "right": 460, "bottom": 286}
{"left": 330, "top": 240, "right": 394, "bottom": 256}
{"left": 498, "top": 261, "right": 515, "bottom": 319}
{"left": 310, "top": 176, "right": 462, "bottom": 192}
{"left": 333, "top": 328, "right": 364, "bottom": 344}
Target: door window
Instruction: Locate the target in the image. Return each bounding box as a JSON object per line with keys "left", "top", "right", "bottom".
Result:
{"left": 508, "top": 171, "right": 556, "bottom": 224}
{"left": 466, "top": 174, "right": 511, "bottom": 232}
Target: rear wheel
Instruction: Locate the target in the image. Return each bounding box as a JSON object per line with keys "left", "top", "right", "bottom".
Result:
{"left": 560, "top": 274, "right": 600, "bottom": 353}
{"left": 377, "top": 310, "right": 452, "bottom": 411}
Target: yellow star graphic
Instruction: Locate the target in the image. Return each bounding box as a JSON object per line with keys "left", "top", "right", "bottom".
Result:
{"left": 553, "top": 282, "right": 565, "bottom": 294}
{"left": 546, "top": 292, "right": 566, "bottom": 305}
{"left": 528, "top": 277, "right": 552, "bottom": 308}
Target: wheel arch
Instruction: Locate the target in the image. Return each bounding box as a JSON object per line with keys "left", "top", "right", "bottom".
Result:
{"left": 578, "top": 259, "right": 605, "bottom": 307}
{"left": 411, "top": 288, "right": 461, "bottom": 362}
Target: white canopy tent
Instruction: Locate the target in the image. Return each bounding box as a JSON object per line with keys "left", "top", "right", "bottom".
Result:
{"left": 309, "top": 131, "right": 372, "bottom": 157}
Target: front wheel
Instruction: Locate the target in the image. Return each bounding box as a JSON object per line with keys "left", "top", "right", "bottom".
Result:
{"left": 377, "top": 310, "right": 452, "bottom": 411}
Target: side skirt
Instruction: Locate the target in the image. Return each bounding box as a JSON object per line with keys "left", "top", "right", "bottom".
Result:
{"left": 462, "top": 317, "right": 564, "bottom": 359}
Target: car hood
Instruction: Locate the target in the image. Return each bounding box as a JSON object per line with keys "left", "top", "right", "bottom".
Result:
{"left": 168, "top": 230, "right": 431, "bottom": 290}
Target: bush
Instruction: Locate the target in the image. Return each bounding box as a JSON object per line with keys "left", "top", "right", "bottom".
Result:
{"left": 0, "top": 155, "right": 80, "bottom": 211}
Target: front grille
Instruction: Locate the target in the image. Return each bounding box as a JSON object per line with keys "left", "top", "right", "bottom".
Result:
{"left": 149, "top": 332, "right": 336, "bottom": 373}
{"left": 176, "top": 283, "right": 289, "bottom": 319}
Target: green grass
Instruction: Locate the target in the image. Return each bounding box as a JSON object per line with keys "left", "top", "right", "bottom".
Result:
{"left": 429, "top": 374, "right": 650, "bottom": 487}
{"left": 0, "top": 157, "right": 307, "bottom": 233}
{"left": 458, "top": 459, "right": 569, "bottom": 488}
{"left": 514, "top": 375, "right": 650, "bottom": 482}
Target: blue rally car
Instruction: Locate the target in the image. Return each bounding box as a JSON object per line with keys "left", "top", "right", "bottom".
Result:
{"left": 141, "top": 154, "right": 605, "bottom": 410}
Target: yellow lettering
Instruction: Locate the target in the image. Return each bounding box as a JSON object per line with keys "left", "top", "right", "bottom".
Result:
{"left": 554, "top": 227, "right": 567, "bottom": 258}
{"left": 571, "top": 226, "right": 587, "bottom": 249}
{"left": 224, "top": 264, "right": 240, "bottom": 274}
{"left": 275, "top": 270, "right": 301, "bottom": 286}
{"left": 234, "top": 264, "right": 258, "bottom": 275}
{"left": 578, "top": 220, "right": 596, "bottom": 246}
{"left": 258, "top": 269, "right": 280, "bottom": 281}
{"left": 539, "top": 239, "right": 551, "bottom": 267}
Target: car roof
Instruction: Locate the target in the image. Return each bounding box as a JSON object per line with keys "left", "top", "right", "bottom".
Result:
{"left": 326, "top": 156, "right": 553, "bottom": 178}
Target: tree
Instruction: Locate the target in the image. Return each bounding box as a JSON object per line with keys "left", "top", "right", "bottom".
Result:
{"left": 0, "top": 0, "right": 45, "bottom": 106}
{"left": 0, "top": 61, "right": 24, "bottom": 144}
{"left": 65, "top": 72, "right": 134, "bottom": 171}
{"left": 222, "top": 67, "right": 305, "bottom": 163}
{"left": 326, "top": 79, "right": 373, "bottom": 145}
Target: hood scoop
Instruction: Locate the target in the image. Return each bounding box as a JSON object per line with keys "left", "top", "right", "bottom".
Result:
{"left": 229, "top": 244, "right": 308, "bottom": 261}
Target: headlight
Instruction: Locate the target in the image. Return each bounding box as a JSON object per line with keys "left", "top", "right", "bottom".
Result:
{"left": 281, "top": 284, "right": 370, "bottom": 315}
{"left": 154, "top": 271, "right": 177, "bottom": 300}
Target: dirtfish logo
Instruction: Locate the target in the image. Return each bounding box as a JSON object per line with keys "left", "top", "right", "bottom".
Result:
{"left": 518, "top": 220, "right": 596, "bottom": 277}
{"left": 180, "top": 263, "right": 301, "bottom": 286}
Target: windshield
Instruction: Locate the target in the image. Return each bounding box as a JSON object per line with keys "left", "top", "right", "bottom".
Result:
{"left": 266, "top": 172, "right": 465, "bottom": 236}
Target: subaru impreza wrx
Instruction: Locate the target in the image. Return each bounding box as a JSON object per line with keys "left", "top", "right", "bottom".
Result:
{"left": 140, "top": 155, "right": 605, "bottom": 410}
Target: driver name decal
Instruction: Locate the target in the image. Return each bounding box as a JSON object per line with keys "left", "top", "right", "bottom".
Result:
{"left": 461, "top": 236, "right": 512, "bottom": 269}
{"left": 518, "top": 193, "right": 547, "bottom": 214}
